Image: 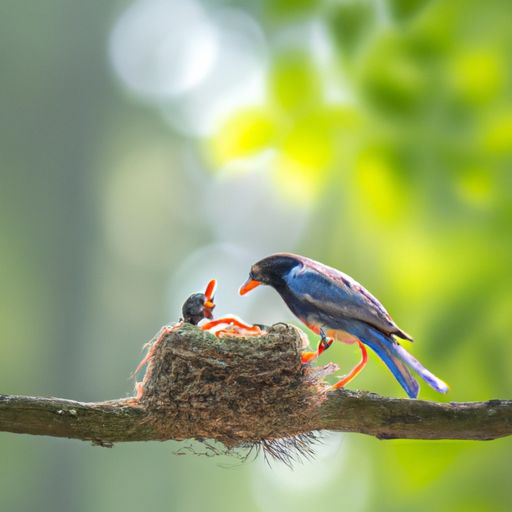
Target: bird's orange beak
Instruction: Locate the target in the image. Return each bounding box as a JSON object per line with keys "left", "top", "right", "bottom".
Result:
{"left": 239, "top": 278, "right": 261, "bottom": 295}
{"left": 204, "top": 279, "right": 217, "bottom": 301}
{"left": 203, "top": 300, "right": 215, "bottom": 318}
{"left": 203, "top": 279, "right": 217, "bottom": 318}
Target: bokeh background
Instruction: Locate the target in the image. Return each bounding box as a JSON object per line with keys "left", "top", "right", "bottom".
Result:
{"left": 1, "top": 0, "right": 511, "bottom": 510}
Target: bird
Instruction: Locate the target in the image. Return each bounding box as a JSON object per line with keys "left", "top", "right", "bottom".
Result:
{"left": 133, "top": 279, "right": 262, "bottom": 400}
{"left": 180, "top": 279, "right": 263, "bottom": 335}
{"left": 181, "top": 279, "right": 217, "bottom": 325}
{"left": 239, "top": 252, "right": 448, "bottom": 398}
{"left": 132, "top": 279, "right": 218, "bottom": 382}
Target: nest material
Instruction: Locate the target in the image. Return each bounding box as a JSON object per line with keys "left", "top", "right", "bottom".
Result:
{"left": 139, "top": 323, "right": 333, "bottom": 448}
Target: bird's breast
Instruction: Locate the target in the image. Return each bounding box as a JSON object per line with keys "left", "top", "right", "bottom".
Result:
{"left": 301, "top": 316, "right": 359, "bottom": 345}
{"left": 327, "top": 329, "right": 359, "bottom": 345}
{"left": 278, "top": 285, "right": 360, "bottom": 345}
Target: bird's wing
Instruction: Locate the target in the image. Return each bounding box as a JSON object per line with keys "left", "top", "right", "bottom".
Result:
{"left": 286, "top": 261, "right": 412, "bottom": 340}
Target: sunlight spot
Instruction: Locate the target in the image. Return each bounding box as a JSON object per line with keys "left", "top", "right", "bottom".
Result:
{"left": 161, "top": 8, "right": 267, "bottom": 136}
{"left": 109, "top": 0, "right": 218, "bottom": 98}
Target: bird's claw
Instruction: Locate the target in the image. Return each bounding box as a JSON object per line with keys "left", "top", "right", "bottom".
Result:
{"left": 300, "top": 351, "right": 318, "bottom": 364}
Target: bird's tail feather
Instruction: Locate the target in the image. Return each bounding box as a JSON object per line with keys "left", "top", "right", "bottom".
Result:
{"left": 394, "top": 343, "right": 449, "bottom": 394}
{"left": 355, "top": 325, "right": 448, "bottom": 397}
{"left": 357, "top": 327, "right": 420, "bottom": 398}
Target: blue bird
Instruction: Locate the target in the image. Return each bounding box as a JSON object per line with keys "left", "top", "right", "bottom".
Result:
{"left": 239, "top": 253, "right": 448, "bottom": 398}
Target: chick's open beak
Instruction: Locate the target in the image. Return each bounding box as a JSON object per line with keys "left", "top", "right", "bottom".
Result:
{"left": 203, "top": 300, "right": 215, "bottom": 319}
{"left": 204, "top": 279, "right": 217, "bottom": 301}
{"left": 239, "top": 278, "right": 261, "bottom": 295}
{"left": 202, "top": 279, "right": 217, "bottom": 319}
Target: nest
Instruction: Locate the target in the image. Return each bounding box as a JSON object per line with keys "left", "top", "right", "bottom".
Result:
{"left": 138, "top": 323, "right": 335, "bottom": 456}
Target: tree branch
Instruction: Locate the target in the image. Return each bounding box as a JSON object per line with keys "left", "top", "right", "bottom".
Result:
{"left": 1, "top": 325, "right": 511, "bottom": 447}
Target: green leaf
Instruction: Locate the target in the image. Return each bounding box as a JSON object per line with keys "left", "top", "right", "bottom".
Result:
{"left": 208, "top": 108, "right": 276, "bottom": 167}
{"left": 328, "top": 0, "right": 376, "bottom": 56}
{"left": 387, "top": 0, "right": 433, "bottom": 22}
{"left": 268, "top": 52, "right": 322, "bottom": 116}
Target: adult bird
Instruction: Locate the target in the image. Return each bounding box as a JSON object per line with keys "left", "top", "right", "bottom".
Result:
{"left": 239, "top": 253, "right": 448, "bottom": 398}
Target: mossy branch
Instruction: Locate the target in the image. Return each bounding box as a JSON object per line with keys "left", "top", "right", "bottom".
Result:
{"left": 1, "top": 325, "right": 511, "bottom": 448}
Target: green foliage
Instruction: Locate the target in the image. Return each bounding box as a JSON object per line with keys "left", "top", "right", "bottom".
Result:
{"left": 329, "top": 0, "right": 376, "bottom": 56}
{"left": 359, "top": 31, "right": 430, "bottom": 114}
{"left": 387, "top": 0, "right": 433, "bottom": 22}
{"left": 1, "top": 0, "right": 511, "bottom": 511}
{"left": 209, "top": 107, "right": 276, "bottom": 166}
{"left": 263, "top": 0, "right": 320, "bottom": 20}
{"left": 269, "top": 52, "right": 322, "bottom": 115}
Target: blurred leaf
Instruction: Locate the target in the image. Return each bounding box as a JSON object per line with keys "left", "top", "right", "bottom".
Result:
{"left": 272, "top": 111, "right": 335, "bottom": 203}
{"left": 359, "top": 32, "right": 428, "bottom": 115}
{"left": 269, "top": 52, "right": 322, "bottom": 116}
{"left": 355, "top": 147, "right": 409, "bottom": 222}
{"left": 480, "top": 108, "right": 512, "bottom": 155}
{"left": 387, "top": 0, "right": 433, "bottom": 22}
{"left": 282, "top": 118, "right": 334, "bottom": 167}
{"left": 263, "top": 0, "right": 320, "bottom": 19}
{"left": 328, "top": 0, "right": 376, "bottom": 56}
{"left": 399, "top": 27, "right": 448, "bottom": 66}
{"left": 208, "top": 107, "right": 276, "bottom": 166}
{"left": 324, "top": 104, "right": 362, "bottom": 128}
{"left": 455, "top": 167, "right": 495, "bottom": 209}
{"left": 407, "top": 1, "right": 458, "bottom": 55}
{"left": 448, "top": 47, "right": 505, "bottom": 105}
{"left": 273, "top": 155, "right": 326, "bottom": 204}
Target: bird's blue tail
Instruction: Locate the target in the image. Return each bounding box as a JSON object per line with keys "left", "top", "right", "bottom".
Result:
{"left": 393, "top": 343, "right": 449, "bottom": 394}
{"left": 351, "top": 324, "right": 448, "bottom": 398}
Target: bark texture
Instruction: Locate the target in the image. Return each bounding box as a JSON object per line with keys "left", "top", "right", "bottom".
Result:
{"left": 1, "top": 324, "right": 511, "bottom": 447}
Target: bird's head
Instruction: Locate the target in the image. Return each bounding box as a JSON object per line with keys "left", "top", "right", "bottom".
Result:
{"left": 239, "top": 253, "right": 302, "bottom": 295}
{"left": 182, "top": 279, "right": 216, "bottom": 325}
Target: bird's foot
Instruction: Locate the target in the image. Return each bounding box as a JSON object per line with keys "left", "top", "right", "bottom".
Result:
{"left": 330, "top": 378, "right": 348, "bottom": 390}
{"left": 301, "top": 329, "right": 334, "bottom": 364}
{"left": 330, "top": 341, "right": 368, "bottom": 390}
{"left": 301, "top": 350, "right": 319, "bottom": 364}
{"left": 318, "top": 327, "right": 334, "bottom": 356}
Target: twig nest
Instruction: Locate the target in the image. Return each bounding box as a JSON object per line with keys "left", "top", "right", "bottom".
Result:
{"left": 139, "top": 323, "right": 334, "bottom": 447}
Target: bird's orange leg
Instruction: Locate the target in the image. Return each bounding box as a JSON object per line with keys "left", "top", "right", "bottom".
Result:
{"left": 332, "top": 341, "right": 368, "bottom": 389}
{"left": 301, "top": 328, "right": 334, "bottom": 364}
{"left": 300, "top": 351, "right": 317, "bottom": 363}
